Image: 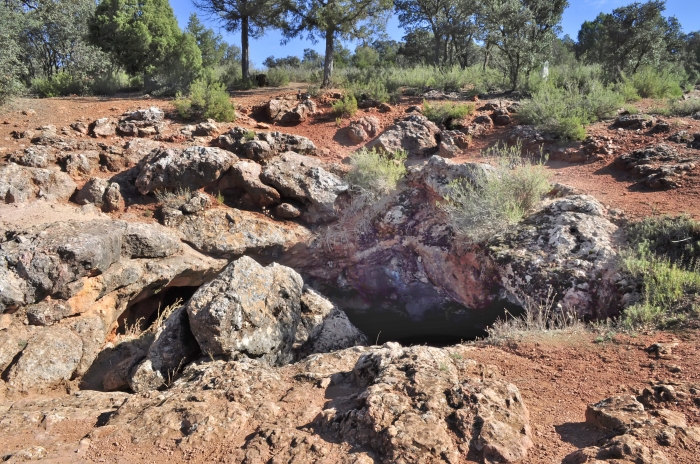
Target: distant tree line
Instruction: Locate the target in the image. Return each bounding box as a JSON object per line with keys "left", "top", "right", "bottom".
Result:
{"left": 1, "top": 0, "right": 699, "bottom": 103}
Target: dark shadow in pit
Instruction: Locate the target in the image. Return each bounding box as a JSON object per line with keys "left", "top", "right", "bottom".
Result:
{"left": 313, "top": 283, "right": 524, "bottom": 346}
{"left": 555, "top": 422, "right": 607, "bottom": 448}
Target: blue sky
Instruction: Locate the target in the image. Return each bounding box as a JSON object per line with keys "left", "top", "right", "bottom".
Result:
{"left": 170, "top": 0, "right": 700, "bottom": 67}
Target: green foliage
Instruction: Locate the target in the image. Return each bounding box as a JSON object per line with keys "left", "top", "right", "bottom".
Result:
{"left": 266, "top": 67, "right": 291, "bottom": 87}
{"left": 423, "top": 100, "right": 475, "bottom": 126}
{"left": 623, "top": 67, "right": 684, "bottom": 99}
{"left": 621, "top": 215, "right": 700, "bottom": 330}
{"left": 332, "top": 94, "right": 358, "bottom": 117}
{"left": 670, "top": 98, "right": 700, "bottom": 117}
{"left": 441, "top": 142, "right": 551, "bottom": 242}
{"left": 186, "top": 13, "right": 227, "bottom": 69}
{"left": 345, "top": 78, "right": 390, "bottom": 103}
{"left": 174, "top": 79, "right": 236, "bottom": 122}
{"left": 31, "top": 72, "right": 84, "bottom": 97}
{"left": 520, "top": 81, "right": 623, "bottom": 140}
{"left": 244, "top": 130, "right": 256, "bottom": 140}
{"left": 0, "top": 4, "right": 26, "bottom": 103}
{"left": 346, "top": 148, "right": 407, "bottom": 195}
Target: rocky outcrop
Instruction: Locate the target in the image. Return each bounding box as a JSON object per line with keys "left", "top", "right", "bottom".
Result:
{"left": 89, "top": 118, "right": 116, "bottom": 138}
{"left": 263, "top": 96, "right": 318, "bottom": 124}
{"left": 8, "top": 146, "right": 56, "bottom": 168}
{"left": 0, "top": 163, "right": 76, "bottom": 204}
{"left": 116, "top": 107, "right": 166, "bottom": 137}
{"left": 229, "top": 161, "right": 281, "bottom": 207}
{"left": 613, "top": 114, "right": 656, "bottom": 130}
{"left": 614, "top": 144, "right": 697, "bottom": 189}
{"left": 135, "top": 146, "right": 238, "bottom": 194}
{"left": 347, "top": 116, "right": 381, "bottom": 143}
{"left": 260, "top": 152, "right": 348, "bottom": 224}
{"left": 163, "top": 207, "right": 311, "bottom": 260}
{"left": 563, "top": 386, "right": 700, "bottom": 463}
{"left": 217, "top": 127, "right": 317, "bottom": 159}
{"left": 74, "top": 177, "right": 124, "bottom": 211}
{"left": 367, "top": 114, "right": 440, "bottom": 156}
{"left": 0, "top": 218, "right": 226, "bottom": 392}
{"left": 489, "top": 195, "right": 621, "bottom": 319}
{"left": 54, "top": 343, "right": 532, "bottom": 463}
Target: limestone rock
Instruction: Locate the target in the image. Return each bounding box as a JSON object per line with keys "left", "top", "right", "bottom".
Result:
{"left": 230, "top": 161, "right": 281, "bottom": 207}
{"left": 0, "top": 163, "right": 76, "bottom": 204}
{"left": 7, "top": 327, "right": 83, "bottom": 391}
{"left": 367, "top": 114, "right": 440, "bottom": 156}
{"left": 274, "top": 202, "right": 301, "bottom": 219}
{"left": 261, "top": 152, "right": 348, "bottom": 224}
{"left": 585, "top": 395, "right": 650, "bottom": 433}
{"left": 90, "top": 118, "right": 116, "bottom": 138}
{"left": 135, "top": 146, "right": 238, "bottom": 194}
{"left": 74, "top": 177, "right": 109, "bottom": 206}
{"left": 165, "top": 207, "right": 311, "bottom": 260}
{"left": 9, "top": 147, "right": 56, "bottom": 168}
{"left": 614, "top": 114, "right": 656, "bottom": 130}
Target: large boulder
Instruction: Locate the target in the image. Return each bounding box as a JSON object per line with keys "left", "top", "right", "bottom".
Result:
{"left": 0, "top": 163, "right": 76, "bottom": 204}
{"left": 366, "top": 114, "right": 440, "bottom": 156}
{"left": 162, "top": 207, "right": 311, "bottom": 260}
{"left": 186, "top": 256, "right": 365, "bottom": 366}
{"left": 135, "top": 146, "right": 238, "bottom": 194}
{"left": 261, "top": 152, "right": 348, "bottom": 223}
{"left": 217, "top": 127, "right": 317, "bottom": 159}
{"left": 7, "top": 327, "right": 83, "bottom": 392}
{"left": 488, "top": 195, "right": 621, "bottom": 319}
{"left": 89, "top": 118, "right": 116, "bottom": 138}
{"left": 229, "top": 161, "right": 281, "bottom": 207}
{"left": 319, "top": 343, "right": 533, "bottom": 463}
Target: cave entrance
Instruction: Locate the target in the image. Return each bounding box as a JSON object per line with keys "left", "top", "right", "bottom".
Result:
{"left": 313, "top": 284, "right": 524, "bottom": 347}
{"left": 116, "top": 285, "right": 200, "bottom": 335}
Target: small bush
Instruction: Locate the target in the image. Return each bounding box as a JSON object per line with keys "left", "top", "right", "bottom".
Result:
{"left": 441, "top": 142, "right": 551, "bottom": 242}
{"left": 173, "top": 79, "right": 236, "bottom": 122}
{"left": 346, "top": 148, "right": 407, "bottom": 195}
{"left": 31, "top": 73, "right": 84, "bottom": 97}
{"left": 244, "top": 130, "right": 256, "bottom": 141}
{"left": 626, "top": 67, "right": 684, "bottom": 99}
{"left": 332, "top": 94, "right": 358, "bottom": 117}
{"left": 670, "top": 98, "right": 700, "bottom": 117}
{"left": 615, "top": 80, "right": 641, "bottom": 102}
{"left": 626, "top": 215, "right": 700, "bottom": 267}
{"left": 266, "top": 67, "right": 291, "bottom": 87}
{"left": 423, "top": 100, "right": 475, "bottom": 125}
{"left": 307, "top": 84, "right": 320, "bottom": 97}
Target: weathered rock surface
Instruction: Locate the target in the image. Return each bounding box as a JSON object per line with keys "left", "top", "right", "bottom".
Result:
{"left": 117, "top": 107, "right": 166, "bottom": 137}
{"left": 261, "top": 152, "right": 348, "bottom": 223}
{"left": 264, "top": 96, "right": 318, "bottom": 124}
{"left": 217, "top": 127, "right": 317, "bottom": 159}
{"left": 229, "top": 161, "right": 281, "bottom": 207}
{"left": 348, "top": 116, "right": 381, "bottom": 143}
{"left": 0, "top": 163, "right": 76, "bottom": 204}
{"left": 135, "top": 146, "right": 238, "bottom": 194}
{"left": 90, "top": 118, "right": 116, "bottom": 138}
{"left": 8, "top": 146, "right": 56, "bottom": 168}
{"left": 613, "top": 114, "right": 656, "bottom": 130}
{"left": 367, "top": 114, "right": 440, "bottom": 156}
{"left": 614, "top": 144, "right": 697, "bottom": 189}
{"left": 489, "top": 195, "right": 620, "bottom": 319}
{"left": 187, "top": 256, "right": 365, "bottom": 366}
{"left": 163, "top": 207, "right": 311, "bottom": 260}
{"left": 0, "top": 218, "right": 226, "bottom": 391}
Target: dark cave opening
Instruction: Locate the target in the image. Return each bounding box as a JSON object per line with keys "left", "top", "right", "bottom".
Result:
{"left": 312, "top": 283, "right": 525, "bottom": 347}
{"left": 116, "top": 285, "right": 200, "bottom": 335}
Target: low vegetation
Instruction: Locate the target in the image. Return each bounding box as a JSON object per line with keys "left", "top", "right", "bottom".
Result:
{"left": 423, "top": 100, "right": 475, "bottom": 126}
{"left": 346, "top": 148, "right": 407, "bottom": 195}
{"left": 173, "top": 79, "right": 236, "bottom": 122}
{"left": 621, "top": 215, "right": 700, "bottom": 330}
{"left": 332, "top": 94, "right": 358, "bottom": 117}
{"left": 441, "top": 142, "right": 552, "bottom": 242}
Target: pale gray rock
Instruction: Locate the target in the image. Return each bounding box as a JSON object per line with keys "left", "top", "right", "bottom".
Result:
{"left": 230, "top": 161, "right": 281, "bottom": 207}
{"left": 261, "top": 152, "right": 348, "bottom": 224}
{"left": 7, "top": 327, "right": 83, "bottom": 391}
{"left": 274, "top": 202, "right": 301, "bottom": 219}
{"left": 135, "top": 146, "right": 238, "bottom": 194}
{"left": 90, "top": 118, "right": 116, "bottom": 138}
{"left": 367, "top": 114, "right": 440, "bottom": 156}
{"left": 0, "top": 163, "right": 76, "bottom": 204}
{"left": 74, "top": 177, "right": 109, "bottom": 206}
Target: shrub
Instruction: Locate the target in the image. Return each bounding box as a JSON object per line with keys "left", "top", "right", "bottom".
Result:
{"left": 332, "top": 94, "right": 358, "bottom": 117}
{"left": 173, "top": 79, "right": 236, "bottom": 122}
{"left": 670, "top": 98, "right": 700, "bottom": 117}
{"left": 423, "top": 100, "right": 475, "bottom": 126}
{"left": 441, "top": 142, "right": 551, "bottom": 242}
{"left": 620, "top": 215, "right": 700, "bottom": 330}
{"left": 346, "top": 148, "right": 407, "bottom": 195}
{"left": 625, "top": 67, "right": 684, "bottom": 99}
{"left": 31, "top": 73, "right": 84, "bottom": 97}
{"left": 519, "top": 82, "right": 622, "bottom": 141}
{"left": 266, "top": 67, "right": 291, "bottom": 87}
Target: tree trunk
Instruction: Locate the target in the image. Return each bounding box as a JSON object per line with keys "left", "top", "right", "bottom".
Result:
{"left": 322, "top": 31, "right": 334, "bottom": 88}
{"left": 433, "top": 31, "right": 441, "bottom": 67}
{"left": 241, "top": 15, "right": 250, "bottom": 82}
